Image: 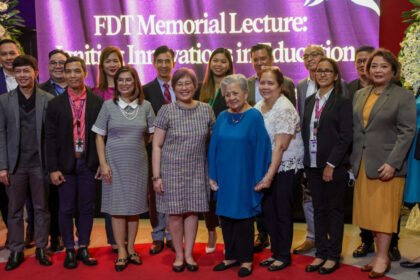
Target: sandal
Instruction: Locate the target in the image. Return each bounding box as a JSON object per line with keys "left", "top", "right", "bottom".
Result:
{"left": 128, "top": 252, "right": 142, "bottom": 265}
{"left": 115, "top": 258, "right": 128, "bottom": 272}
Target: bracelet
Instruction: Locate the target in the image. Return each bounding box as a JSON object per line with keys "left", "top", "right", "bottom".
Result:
{"left": 152, "top": 176, "right": 161, "bottom": 181}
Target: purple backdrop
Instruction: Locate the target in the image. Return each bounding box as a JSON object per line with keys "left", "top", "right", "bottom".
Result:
{"left": 35, "top": 0, "right": 380, "bottom": 87}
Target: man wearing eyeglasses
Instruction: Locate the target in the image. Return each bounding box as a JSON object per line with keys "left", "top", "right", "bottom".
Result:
{"left": 40, "top": 49, "right": 70, "bottom": 97}
{"left": 348, "top": 46, "right": 374, "bottom": 100}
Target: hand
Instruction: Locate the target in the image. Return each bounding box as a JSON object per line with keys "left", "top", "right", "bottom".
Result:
{"left": 100, "top": 163, "right": 112, "bottom": 184}
{"left": 209, "top": 179, "right": 218, "bottom": 191}
{"left": 378, "top": 163, "right": 395, "bottom": 181}
{"left": 50, "top": 171, "right": 65, "bottom": 186}
{"left": 254, "top": 175, "right": 272, "bottom": 191}
{"left": 153, "top": 178, "right": 164, "bottom": 194}
{"left": 94, "top": 166, "right": 102, "bottom": 180}
{"left": 0, "top": 170, "right": 9, "bottom": 186}
{"left": 322, "top": 165, "right": 334, "bottom": 182}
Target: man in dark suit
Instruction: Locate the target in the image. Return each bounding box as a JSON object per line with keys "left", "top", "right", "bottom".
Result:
{"left": 0, "top": 55, "right": 54, "bottom": 270}
{"left": 45, "top": 56, "right": 103, "bottom": 269}
{"left": 347, "top": 46, "right": 374, "bottom": 100}
{"left": 143, "top": 45, "right": 175, "bottom": 255}
{"left": 0, "top": 39, "right": 21, "bottom": 235}
{"left": 247, "top": 43, "right": 296, "bottom": 107}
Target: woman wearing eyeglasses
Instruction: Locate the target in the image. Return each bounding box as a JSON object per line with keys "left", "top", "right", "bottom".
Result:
{"left": 301, "top": 57, "right": 353, "bottom": 275}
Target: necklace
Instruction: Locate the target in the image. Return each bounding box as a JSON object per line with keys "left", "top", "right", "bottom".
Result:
{"left": 230, "top": 112, "right": 244, "bottom": 124}
{"left": 119, "top": 106, "right": 139, "bottom": 120}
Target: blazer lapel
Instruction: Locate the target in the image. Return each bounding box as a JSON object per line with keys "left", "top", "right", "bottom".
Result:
{"left": 304, "top": 96, "right": 316, "bottom": 136}
{"left": 9, "top": 90, "right": 19, "bottom": 131}
{"left": 318, "top": 92, "right": 335, "bottom": 128}
{"left": 356, "top": 87, "right": 371, "bottom": 127}
{"left": 35, "top": 89, "right": 44, "bottom": 146}
{"left": 366, "top": 84, "right": 392, "bottom": 127}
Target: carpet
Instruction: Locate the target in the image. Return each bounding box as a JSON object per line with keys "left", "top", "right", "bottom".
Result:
{"left": 0, "top": 243, "right": 394, "bottom": 280}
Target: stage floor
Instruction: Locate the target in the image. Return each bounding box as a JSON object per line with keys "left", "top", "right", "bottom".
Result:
{"left": 0, "top": 210, "right": 418, "bottom": 280}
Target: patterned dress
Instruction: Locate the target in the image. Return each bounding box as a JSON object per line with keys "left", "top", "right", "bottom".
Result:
{"left": 92, "top": 99, "right": 155, "bottom": 215}
{"left": 154, "top": 102, "right": 215, "bottom": 214}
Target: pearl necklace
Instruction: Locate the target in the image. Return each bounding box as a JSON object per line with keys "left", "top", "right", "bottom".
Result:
{"left": 120, "top": 106, "right": 139, "bottom": 120}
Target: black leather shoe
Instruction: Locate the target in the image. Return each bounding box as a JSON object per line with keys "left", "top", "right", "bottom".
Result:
{"left": 64, "top": 249, "right": 77, "bottom": 269}
{"left": 319, "top": 262, "right": 340, "bottom": 275}
{"left": 166, "top": 240, "right": 175, "bottom": 252}
{"left": 24, "top": 230, "right": 35, "bottom": 249}
{"left": 305, "top": 260, "right": 326, "bottom": 272}
{"left": 268, "top": 261, "right": 290, "bottom": 271}
{"left": 185, "top": 262, "right": 198, "bottom": 272}
{"left": 49, "top": 236, "right": 64, "bottom": 252}
{"left": 114, "top": 258, "right": 128, "bottom": 272}
{"left": 388, "top": 246, "right": 401, "bottom": 262}
{"left": 400, "top": 261, "right": 420, "bottom": 268}
{"left": 253, "top": 233, "right": 269, "bottom": 253}
{"left": 172, "top": 263, "right": 185, "bottom": 272}
{"left": 5, "top": 251, "right": 24, "bottom": 271}
{"left": 260, "top": 258, "right": 275, "bottom": 267}
{"left": 35, "top": 248, "right": 52, "bottom": 266}
{"left": 149, "top": 240, "right": 164, "bottom": 255}
{"left": 353, "top": 243, "right": 374, "bottom": 258}
{"left": 238, "top": 267, "right": 252, "bottom": 277}
{"left": 213, "top": 261, "right": 240, "bottom": 271}
{"left": 76, "top": 247, "right": 97, "bottom": 266}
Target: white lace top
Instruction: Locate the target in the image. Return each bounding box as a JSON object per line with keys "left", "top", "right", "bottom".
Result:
{"left": 255, "top": 95, "right": 304, "bottom": 173}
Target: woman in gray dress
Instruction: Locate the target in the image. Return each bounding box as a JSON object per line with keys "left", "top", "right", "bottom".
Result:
{"left": 92, "top": 66, "right": 155, "bottom": 271}
{"left": 152, "top": 68, "right": 214, "bottom": 273}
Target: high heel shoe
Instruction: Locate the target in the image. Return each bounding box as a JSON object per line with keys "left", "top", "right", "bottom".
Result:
{"left": 114, "top": 258, "right": 128, "bottom": 272}
{"left": 185, "top": 261, "right": 199, "bottom": 271}
{"left": 128, "top": 252, "right": 142, "bottom": 265}
{"left": 368, "top": 263, "right": 391, "bottom": 279}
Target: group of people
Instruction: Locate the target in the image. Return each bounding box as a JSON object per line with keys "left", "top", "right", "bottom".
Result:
{"left": 0, "top": 37, "right": 419, "bottom": 279}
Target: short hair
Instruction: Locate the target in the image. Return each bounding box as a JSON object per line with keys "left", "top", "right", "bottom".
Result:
{"left": 0, "top": 38, "right": 19, "bottom": 48}
{"left": 48, "top": 49, "right": 70, "bottom": 60}
{"left": 98, "top": 46, "right": 124, "bottom": 91}
{"left": 366, "top": 48, "right": 400, "bottom": 80}
{"left": 258, "top": 66, "right": 285, "bottom": 94}
{"left": 64, "top": 56, "right": 87, "bottom": 73}
{"left": 315, "top": 57, "right": 343, "bottom": 95}
{"left": 113, "top": 66, "right": 144, "bottom": 105}
{"left": 304, "top": 44, "right": 324, "bottom": 55}
{"left": 355, "top": 46, "right": 374, "bottom": 56}
{"left": 172, "top": 67, "right": 198, "bottom": 89}
{"left": 13, "top": 55, "right": 38, "bottom": 71}
{"left": 250, "top": 43, "right": 273, "bottom": 59}
{"left": 220, "top": 74, "right": 249, "bottom": 96}
{"left": 153, "top": 45, "right": 175, "bottom": 63}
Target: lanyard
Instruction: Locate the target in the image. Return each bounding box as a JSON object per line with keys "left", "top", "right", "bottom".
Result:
{"left": 313, "top": 97, "right": 326, "bottom": 137}
{"left": 69, "top": 98, "right": 85, "bottom": 137}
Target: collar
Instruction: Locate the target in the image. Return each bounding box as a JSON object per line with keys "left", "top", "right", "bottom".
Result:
{"left": 118, "top": 97, "right": 138, "bottom": 109}
{"left": 315, "top": 87, "right": 333, "bottom": 101}
{"left": 157, "top": 77, "right": 171, "bottom": 88}
{"left": 68, "top": 87, "right": 87, "bottom": 100}
{"left": 306, "top": 76, "right": 316, "bottom": 83}
{"left": 3, "top": 68, "right": 14, "bottom": 78}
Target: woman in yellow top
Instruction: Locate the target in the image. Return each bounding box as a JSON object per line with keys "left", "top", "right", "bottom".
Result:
{"left": 352, "top": 48, "right": 416, "bottom": 278}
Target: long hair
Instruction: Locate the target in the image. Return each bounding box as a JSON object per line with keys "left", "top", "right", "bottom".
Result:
{"left": 199, "top": 48, "right": 234, "bottom": 102}
{"left": 113, "top": 66, "right": 144, "bottom": 105}
{"left": 98, "top": 46, "right": 124, "bottom": 91}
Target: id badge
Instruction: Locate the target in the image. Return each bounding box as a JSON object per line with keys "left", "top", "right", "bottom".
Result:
{"left": 309, "top": 139, "right": 317, "bottom": 154}
{"left": 75, "top": 139, "right": 84, "bottom": 153}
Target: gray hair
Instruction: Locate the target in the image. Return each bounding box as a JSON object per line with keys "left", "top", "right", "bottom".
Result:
{"left": 220, "top": 74, "right": 248, "bottom": 96}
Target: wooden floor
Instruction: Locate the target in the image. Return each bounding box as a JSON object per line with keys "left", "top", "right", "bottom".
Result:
{"left": 0, "top": 209, "right": 419, "bottom": 280}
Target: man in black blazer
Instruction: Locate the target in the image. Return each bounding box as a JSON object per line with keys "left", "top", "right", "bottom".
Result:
{"left": 45, "top": 56, "right": 103, "bottom": 269}
{"left": 347, "top": 46, "right": 374, "bottom": 100}
{"left": 143, "top": 45, "right": 175, "bottom": 255}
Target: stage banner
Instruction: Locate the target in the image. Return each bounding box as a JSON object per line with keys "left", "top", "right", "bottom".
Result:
{"left": 35, "top": 0, "right": 380, "bottom": 86}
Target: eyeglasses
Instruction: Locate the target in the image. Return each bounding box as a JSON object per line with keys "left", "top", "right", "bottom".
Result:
{"left": 175, "top": 81, "right": 193, "bottom": 88}
{"left": 356, "top": 58, "right": 368, "bottom": 65}
{"left": 303, "top": 52, "right": 322, "bottom": 60}
{"left": 315, "top": 69, "right": 335, "bottom": 75}
{"left": 49, "top": 60, "right": 66, "bottom": 66}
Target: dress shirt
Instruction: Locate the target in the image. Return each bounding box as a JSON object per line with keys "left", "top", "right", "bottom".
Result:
{"left": 5, "top": 69, "right": 18, "bottom": 92}
{"left": 157, "top": 78, "right": 176, "bottom": 102}
{"left": 68, "top": 87, "right": 87, "bottom": 152}
{"left": 254, "top": 78, "right": 262, "bottom": 103}
{"left": 305, "top": 77, "right": 317, "bottom": 98}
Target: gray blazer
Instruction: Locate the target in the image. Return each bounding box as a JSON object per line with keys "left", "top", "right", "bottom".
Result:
{"left": 0, "top": 87, "right": 54, "bottom": 173}
{"left": 351, "top": 84, "right": 416, "bottom": 178}
{"left": 247, "top": 75, "right": 296, "bottom": 107}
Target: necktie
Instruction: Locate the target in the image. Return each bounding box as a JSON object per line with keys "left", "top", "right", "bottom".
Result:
{"left": 163, "top": 83, "right": 172, "bottom": 104}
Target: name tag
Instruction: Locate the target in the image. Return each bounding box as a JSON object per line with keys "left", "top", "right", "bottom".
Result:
{"left": 75, "top": 138, "right": 84, "bottom": 153}
{"left": 310, "top": 139, "right": 317, "bottom": 154}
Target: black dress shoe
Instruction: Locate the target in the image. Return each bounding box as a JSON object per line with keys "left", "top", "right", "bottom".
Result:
{"left": 305, "top": 260, "right": 326, "bottom": 272}
{"left": 268, "top": 261, "right": 290, "bottom": 271}
{"left": 35, "top": 248, "right": 52, "bottom": 266}
{"left": 114, "top": 258, "right": 128, "bottom": 272}
{"left": 149, "top": 240, "right": 164, "bottom": 255}
{"left": 253, "top": 233, "right": 269, "bottom": 253}
{"left": 353, "top": 243, "right": 374, "bottom": 258}
{"left": 319, "top": 262, "right": 340, "bottom": 275}
{"left": 259, "top": 258, "right": 275, "bottom": 267}
{"left": 238, "top": 267, "right": 252, "bottom": 277}
{"left": 172, "top": 263, "right": 185, "bottom": 272}
{"left": 185, "top": 262, "right": 198, "bottom": 272}
{"left": 400, "top": 261, "right": 420, "bottom": 268}
{"left": 213, "top": 261, "right": 240, "bottom": 271}
{"left": 388, "top": 246, "right": 401, "bottom": 262}
{"left": 5, "top": 251, "right": 24, "bottom": 271}
{"left": 64, "top": 249, "right": 77, "bottom": 269}
{"left": 76, "top": 247, "right": 98, "bottom": 266}
{"left": 49, "top": 236, "right": 64, "bottom": 252}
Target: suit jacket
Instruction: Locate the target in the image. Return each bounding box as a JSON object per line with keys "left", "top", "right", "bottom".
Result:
{"left": 0, "top": 87, "right": 54, "bottom": 173}
{"left": 351, "top": 84, "right": 416, "bottom": 178}
{"left": 297, "top": 78, "right": 349, "bottom": 126}
{"left": 143, "top": 78, "right": 166, "bottom": 115}
{"left": 45, "top": 87, "right": 103, "bottom": 174}
{"left": 0, "top": 68, "right": 8, "bottom": 95}
{"left": 39, "top": 79, "right": 61, "bottom": 96}
{"left": 301, "top": 89, "right": 353, "bottom": 169}
{"left": 247, "top": 75, "right": 296, "bottom": 107}
{"left": 347, "top": 79, "right": 362, "bottom": 101}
